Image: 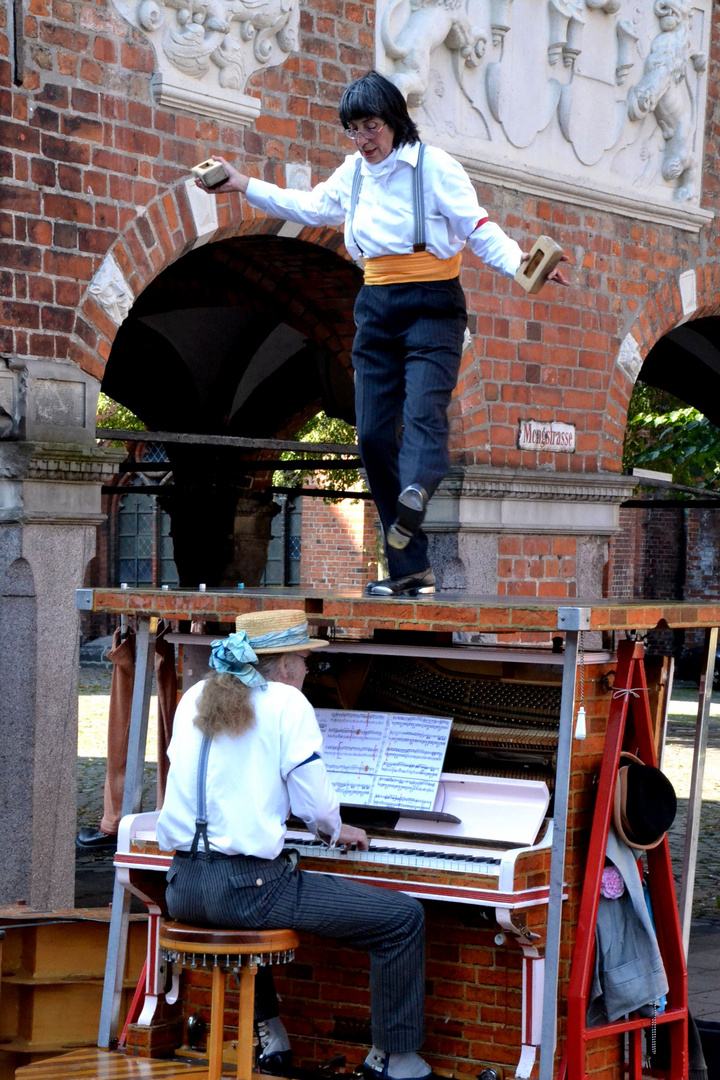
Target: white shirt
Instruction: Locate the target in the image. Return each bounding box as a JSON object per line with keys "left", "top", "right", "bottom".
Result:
{"left": 245, "top": 142, "right": 523, "bottom": 276}
{"left": 156, "top": 679, "right": 341, "bottom": 859}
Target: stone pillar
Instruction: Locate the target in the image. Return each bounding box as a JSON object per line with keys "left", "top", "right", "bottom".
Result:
{"left": 0, "top": 358, "right": 122, "bottom": 909}
{"left": 426, "top": 466, "right": 637, "bottom": 600}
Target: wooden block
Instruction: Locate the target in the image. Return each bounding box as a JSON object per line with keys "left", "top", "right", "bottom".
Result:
{"left": 191, "top": 159, "right": 229, "bottom": 190}
{"left": 514, "top": 235, "right": 564, "bottom": 294}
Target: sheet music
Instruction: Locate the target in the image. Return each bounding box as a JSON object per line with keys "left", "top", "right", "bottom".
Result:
{"left": 315, "top": 710, "right": 452, "bottom": 811}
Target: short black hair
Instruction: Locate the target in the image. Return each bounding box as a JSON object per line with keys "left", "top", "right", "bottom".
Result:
{"left": 339, "top": 70, "right": 420, "bottom": 148}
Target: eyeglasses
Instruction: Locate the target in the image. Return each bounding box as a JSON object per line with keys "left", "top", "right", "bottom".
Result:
{"left": 344, "top": 122, "right": 386, "bottom": 143}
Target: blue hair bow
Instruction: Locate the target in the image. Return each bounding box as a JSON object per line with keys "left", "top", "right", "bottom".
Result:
{"left": 209, "top": 631, "right": 267, "bottom": 689}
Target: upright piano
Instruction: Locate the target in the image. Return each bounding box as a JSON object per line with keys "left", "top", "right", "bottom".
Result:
{"left": 116, "top": 634, "right": 592, "bottom": 1078}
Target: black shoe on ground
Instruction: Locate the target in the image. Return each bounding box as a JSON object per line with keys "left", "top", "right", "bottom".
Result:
{"left": 256, "top": 1017, "right": 292, "bottom": 1075}
{"left": 258, "top": 1051, "right": 292, "bottom": 1076}
{"left": 365, "top": 568, "right": 435, "bottom": 597}
{"left": 387, "top": 485, "right": 428, "bottom": 551}
{"left": 76, "top": 827, "right": 118, "bottom": 850}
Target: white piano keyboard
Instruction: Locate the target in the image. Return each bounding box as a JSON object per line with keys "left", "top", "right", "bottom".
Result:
{"left": 283, "top": 832, "right": 503, "bottom": 876}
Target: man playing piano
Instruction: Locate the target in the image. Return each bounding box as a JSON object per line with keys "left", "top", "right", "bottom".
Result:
{"left": 156, "top": 609, "right": 433, "bottom": 1080}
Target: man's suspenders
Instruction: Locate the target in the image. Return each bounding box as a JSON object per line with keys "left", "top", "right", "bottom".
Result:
{"left": 190, "top": 733, "right": 212, "bottom": 856}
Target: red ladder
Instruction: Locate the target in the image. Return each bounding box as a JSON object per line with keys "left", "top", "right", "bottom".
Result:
{"left": 565, "top": 640, "right": 688, "bottom": 1078}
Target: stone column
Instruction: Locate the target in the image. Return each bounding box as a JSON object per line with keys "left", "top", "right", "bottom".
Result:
{"left": 0, "top": 358, "right": 122, "bottom": 910}
{"left": 426, "top": 465, "right": 637, "bottom": 600}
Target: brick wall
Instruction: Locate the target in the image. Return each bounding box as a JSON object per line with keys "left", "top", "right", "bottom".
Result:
{"left": 608, "top": 507, "right": 720, "bottom": 603}
{"left": 300, "top": 495, "right": 380, "bottom": 589}
{"left": 3, "top": 3, "right": 720, "bottom": 607}
{"left": 2, "top": 3, "right": 720, "bottom": 458}
{"left": 497, "top": 535, "right": 577, "bottom": 600}
{"left": 608, "top": 506, "right": 720, "bottom": 658}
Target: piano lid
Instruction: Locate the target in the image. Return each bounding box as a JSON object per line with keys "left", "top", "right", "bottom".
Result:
{"left": 393, "top": 772, "right": 550, "bottom": 848}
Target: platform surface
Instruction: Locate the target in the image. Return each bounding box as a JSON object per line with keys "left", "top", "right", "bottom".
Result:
{"left": 15, "top": 1050, "right": 210, "bottom": 1080}
{"left": 76, "top": 586, "right": 720, "bottom": 634}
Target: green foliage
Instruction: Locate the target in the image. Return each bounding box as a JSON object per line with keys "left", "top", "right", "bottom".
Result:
{"left": 274, "top": 412, "right": 364, "bottom": 499}
{"left": 96, "top": 393, "right": 146, "bottom": 431}
{"left": 95, "top": 393, "right": 145, "bottom": 449}
{"left": 623, "top": 383, "right": 720, "bottom": 491}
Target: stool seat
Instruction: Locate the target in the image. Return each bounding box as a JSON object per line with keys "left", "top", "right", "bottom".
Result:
{"left": 160, "top": 920, "right": 298, "bottom": 1080}
{"left": 160, "top": 921, "right": 299, "bottom": 955}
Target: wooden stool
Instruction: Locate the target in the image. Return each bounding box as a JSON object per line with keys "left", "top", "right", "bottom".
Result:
{"left": 159, "top": 922, "right": 299, "bottom": 1080}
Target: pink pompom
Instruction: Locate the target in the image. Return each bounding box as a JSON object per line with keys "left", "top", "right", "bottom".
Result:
{"left": 600, "top": 865, "right": 625, "bottom": 899}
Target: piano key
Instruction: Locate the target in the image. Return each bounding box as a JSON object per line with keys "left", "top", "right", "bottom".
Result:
{"left": 283, "top": 835, "right": 504, "bottom": 877}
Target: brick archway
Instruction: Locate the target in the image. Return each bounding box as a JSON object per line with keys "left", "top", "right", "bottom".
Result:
{"left": 68, "top": 181, "right": 358, "bottom": 382}
{"left": 601, "top": 261, "right": 720, "bottom": 470}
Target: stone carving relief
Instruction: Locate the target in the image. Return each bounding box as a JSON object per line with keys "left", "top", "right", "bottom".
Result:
{"left": 112, "top": 0, "right": 299, "bottom": 125}
{"left": 89, "top": 254, "right": 134, "bottom": 327}
{"left": 376, "top": 0, "right": 711, "bottom": 226}
{"left": 616, "top": 333, "right": 643, "bottom": 382}
{"left": 626, "top": 0, "right": 706, "bottom": 202}
{"left": 380, "top": 0, "right": 488, "bottom": 111}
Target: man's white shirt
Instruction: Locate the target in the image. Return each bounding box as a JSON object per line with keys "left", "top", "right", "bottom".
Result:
{"left": 245, "top": 142, "right": 523, "bottom": 275}
{"left": 156, "top": 679, "right": 341, "bottom": 859}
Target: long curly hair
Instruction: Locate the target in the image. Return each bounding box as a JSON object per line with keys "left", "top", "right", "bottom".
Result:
{"left": 193, "top": 655, "right": 287, "bottom": 738}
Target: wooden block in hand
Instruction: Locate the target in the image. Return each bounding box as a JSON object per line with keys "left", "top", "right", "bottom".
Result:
{"left": 191, "top": 159, "right": 229, "bottom": 190}
{"left": 515, "top": 235, "right": 564, "bottom": 294}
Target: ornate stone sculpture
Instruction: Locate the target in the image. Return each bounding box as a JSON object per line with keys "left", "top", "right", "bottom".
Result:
{"left": 627, "top": 0, "right": 706, "bottom": 202}
{"left": 89, "top": 255, "right": 134, "bottom": 327}
{"left": 112, "top": 0, "right": 298, "bottom": 125}
{"left": 547, "top": 0, "right": 585, "bottom": 68}
{"left": 381, "top": 0, "right": 487, "bottom": 109}
{"left": 375, "top": 0, "right": 711, "bottom": 226}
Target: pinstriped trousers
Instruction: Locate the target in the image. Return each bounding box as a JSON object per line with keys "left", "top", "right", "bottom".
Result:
{"left": 352, "top": 278, "right": 468, "bottom": 579}
{"left": 166, "top": 851, "right": 426, "bottom": 1053}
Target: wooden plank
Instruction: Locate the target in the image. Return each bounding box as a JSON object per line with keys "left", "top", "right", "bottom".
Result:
{"left": 96, "top": 429, "right": 358, "bottom": 454}
{"left": 116, "top": 460, "right": 361, "bottom": 472}
{"left": 16, "top": 1048, "right": 210, "bottom": 1080}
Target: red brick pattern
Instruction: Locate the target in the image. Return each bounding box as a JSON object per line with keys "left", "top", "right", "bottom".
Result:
{"left": 81, "top": 587, "right": 720, "bottom": 634}
{"left": 497, "top": 535, "right": 578, "bottom": 600}
{"left": 609, "top": 506, "right": 720, "bottom": 607}
{"left": 300, "top": 496, "right": 379, "bottom": 589}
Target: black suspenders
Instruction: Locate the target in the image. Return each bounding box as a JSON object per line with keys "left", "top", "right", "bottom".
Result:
{"left": 348, "top": 143, "right": 427, "bottom": 258}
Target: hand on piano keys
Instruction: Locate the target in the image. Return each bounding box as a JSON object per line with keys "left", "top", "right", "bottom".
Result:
{"left": 337, "top": 823, "right": 369, "bottom": 852}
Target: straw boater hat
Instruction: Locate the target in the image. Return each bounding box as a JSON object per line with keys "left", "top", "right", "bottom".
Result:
{"left": 612, "top": 751, "right": 677, "bottom": 852}
{"left": 235, "top": 609, "right": 329, "bottom": 654}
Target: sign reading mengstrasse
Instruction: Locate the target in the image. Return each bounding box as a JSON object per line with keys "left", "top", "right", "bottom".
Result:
{"left": 518, "top": 419, "right": 576, "bottom": 452}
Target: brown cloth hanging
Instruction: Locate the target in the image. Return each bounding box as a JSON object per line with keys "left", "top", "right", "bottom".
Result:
{"left": 100, "top": 622, "right": 177, "bottom": 835}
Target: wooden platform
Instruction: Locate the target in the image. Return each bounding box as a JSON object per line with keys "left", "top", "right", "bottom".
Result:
{"left": 76, "top": 585, "right": 720, "bottom": 633}
{"left": 15, "top": 1049, "right": 214, "bottom": 1080}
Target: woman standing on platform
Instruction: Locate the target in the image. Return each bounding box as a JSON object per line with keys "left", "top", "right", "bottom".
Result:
{"left": 199, "top": 71, "right": 569, "bottom": 598}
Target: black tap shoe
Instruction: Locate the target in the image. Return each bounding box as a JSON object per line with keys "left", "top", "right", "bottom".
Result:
{"left": 365, "top": 568, "right": 435, "bottom": 597}
{"left": 387, "top": 485, "right": 428, "bottom": 550}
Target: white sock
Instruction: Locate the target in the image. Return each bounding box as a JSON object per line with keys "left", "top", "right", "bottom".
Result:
{"left": 364, "top": 1047, "right": 431, "bottom": 1079}
{"left": 257, "top": 1015, "right": 290, "bottom": 1055}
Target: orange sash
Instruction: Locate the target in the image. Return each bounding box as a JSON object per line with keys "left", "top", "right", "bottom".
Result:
{"left": 363, "top": 251, "right": 462, "bottom": 285}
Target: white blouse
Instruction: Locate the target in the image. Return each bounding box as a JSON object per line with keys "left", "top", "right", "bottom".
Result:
{"left": 156, "top": 679, "right": 341, "bottom": 859}
{"left": 245, "top": 141, "right": 523, "bottom": 276}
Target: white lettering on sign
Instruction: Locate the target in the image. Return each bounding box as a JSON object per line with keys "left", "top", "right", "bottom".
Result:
{"left": 518, "top": 420, "right": 576, "bottom": 453}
